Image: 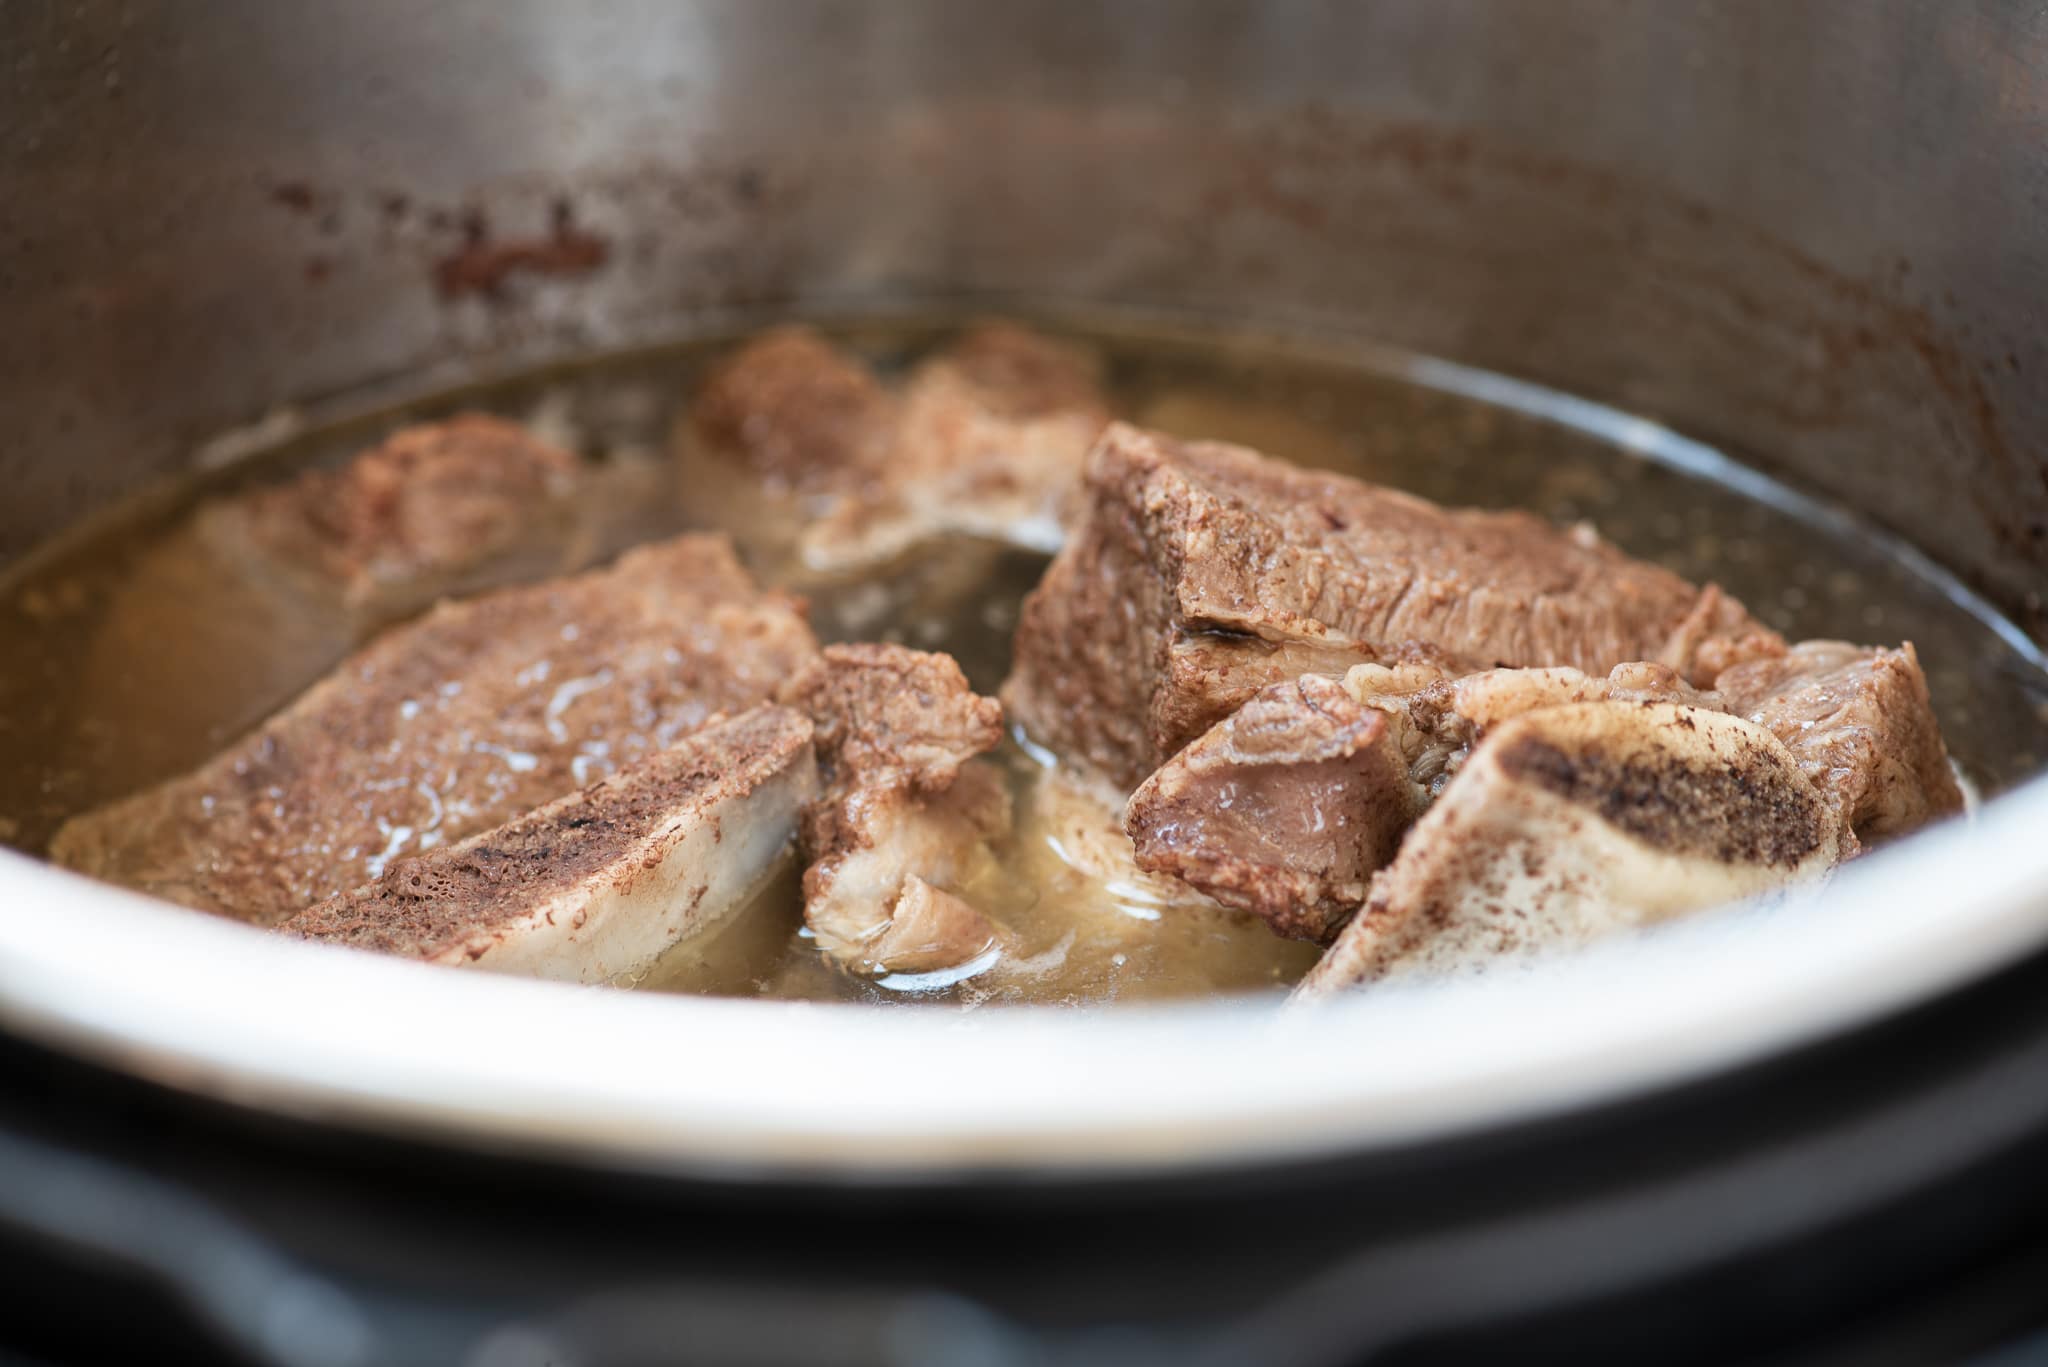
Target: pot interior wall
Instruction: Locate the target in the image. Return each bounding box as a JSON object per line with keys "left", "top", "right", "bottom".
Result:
{"left": 3, "top": 0, "right": 2044, "bottom": 631}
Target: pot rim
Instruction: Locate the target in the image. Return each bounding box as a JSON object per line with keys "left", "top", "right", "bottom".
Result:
{"left": 3, "top": 771, "right": 2045, "bottom": 1182}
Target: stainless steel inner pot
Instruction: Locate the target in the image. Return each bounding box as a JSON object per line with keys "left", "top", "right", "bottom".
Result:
{"left": 3, "top": 0, "right": 2046, "bottom": 1179}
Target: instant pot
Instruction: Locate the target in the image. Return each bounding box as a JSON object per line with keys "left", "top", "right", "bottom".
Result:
{"left": 5, "top": 3, "right": 2048, "bottom": 1362}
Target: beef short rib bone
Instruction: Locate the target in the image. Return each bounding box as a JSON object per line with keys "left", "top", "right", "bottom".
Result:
{"left": 1005, "top": 422, "right": 1780, "bottom": 791}
{"left": 1295, "top": 702, "right": 1847, "bottom": 997}
{"left": 282, "top": 707, "right": 816, "bottom": 984}
{"left": 51, "top": 535, "right": 819, "bottom": 924}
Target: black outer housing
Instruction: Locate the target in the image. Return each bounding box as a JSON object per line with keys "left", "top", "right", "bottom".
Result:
{"left": 4, "top": 943, "right": 2048, "bottom": 1367}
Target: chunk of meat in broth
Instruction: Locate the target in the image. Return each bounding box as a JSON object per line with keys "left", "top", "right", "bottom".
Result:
{"left": 685, "top": 326, "right": 897, "bottom": 499}
{"left": 677, "top": 324, "right": 1110, "bottom": 579}
{"left": 1123, "top": 674, "right": 1417, "bottom": 944}
{"left": 198, "top": 414, "right": 598, "bottom": 634}
{"left": 50, "top": 535, "right": 819, "bottom": 924}
{"left": 802, "top": 323, "right": 1110, "bottom": 569}
{"left": 779, "top": 643, "right": 1010, "bottom": 977}
{"left": 1004, "top": 422, "right": 1783, "bottom": 791}
{"left": 1127, "top": 634, "right": 1962, "bottom": 958}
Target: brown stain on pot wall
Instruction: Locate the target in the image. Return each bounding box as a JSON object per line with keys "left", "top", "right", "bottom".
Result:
{"left": 258, "top": 161, "right": 785, "bottom": 320}
{"left": 268, "top": 180, "right": 317, "bottom": 213}
{"left": 431, "top": 199, "right": 611, "bottom": 300}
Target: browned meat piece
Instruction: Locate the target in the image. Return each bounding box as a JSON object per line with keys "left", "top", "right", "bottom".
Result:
{"left": 281, "top": 707, "right": 816, "bottom": 983}
{"left": 687, "top": 327, "right": 897, "bottom": 496}
{"left": 1125, "top": 658, "right": 1708, "bottom": 940}
{"left": 198, "top": 414, "right": 595, "bottom": 631}
{"left": 678, "top": 324, "right": 1108, "bottom": 577}
{"left": 1123, "top": 675, "right": 1417, "bottom": 943}
{"left": 803, "top": 324, "right": 1108, "bottom": 567}
{"left": 1004, "top": 423, "right": 1781, "bottom": 790}
{"left": 1295, "top": 703, "right": 1847, "bottom": 997}
{"left": 931, "top": 322, "right": 1109, "bottom": 419}
{"left": 778, "top": 643, "right": 1010, "bottom": 974}
{"left": 1714, "top": 641, "right": 1963, "bottom": 843}
{"left": 783, "top": 643, "right": 1005, "bottom": 840}
{"left": 50, "top": 536, "right": 819, "bottom": 924}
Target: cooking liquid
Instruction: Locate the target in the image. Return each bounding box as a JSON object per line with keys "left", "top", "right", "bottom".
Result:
{"left": 3, "top": 316, "right": 2046, "bottom": 1005}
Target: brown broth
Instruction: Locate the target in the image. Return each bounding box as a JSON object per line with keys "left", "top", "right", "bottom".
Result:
{"left": 3, "top": 314, "right": 2045, "bottom": 1005}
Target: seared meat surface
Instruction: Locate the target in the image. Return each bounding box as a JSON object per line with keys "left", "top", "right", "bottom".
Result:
{"left": 1295, "top": 703, "right": 1848, "bottom": 996}
{"left": 51, "top": 536, "right": 818, "bottom": 924}
{"left": 681, "top": 324, "right": 1108, "bottom": 575}
{"left": 199, "top": 414, "right": 596, "bottom": 632}
{"left": 779, "top": 643, "right": 1009, "bottom": 974}
{"left": 283, "top": 707, "right": 816, "bottom": 983}
{"left": 1004, "top": 423, "right": 1781, "bottom": 791}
